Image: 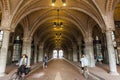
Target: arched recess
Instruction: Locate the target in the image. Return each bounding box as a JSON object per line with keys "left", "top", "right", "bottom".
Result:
{"left": 92, "top": 25, "right": 108, "bottom": 64}
{"left": 7, "top": 24, "right": 24, "bottom": 65}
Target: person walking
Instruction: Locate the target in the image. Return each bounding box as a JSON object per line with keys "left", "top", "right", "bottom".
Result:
{"left": 43, "top": 54, "right": 48, "bottom": 68}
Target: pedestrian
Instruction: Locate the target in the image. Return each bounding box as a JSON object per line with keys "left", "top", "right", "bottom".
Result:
{"left": 80, "top": 55, "right": 89, "bottom": 72}
{"left": 43, "top": 54, "right": 48, "bottom": 68}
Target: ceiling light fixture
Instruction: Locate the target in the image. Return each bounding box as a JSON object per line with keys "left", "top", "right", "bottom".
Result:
{"left": 62, "top": 0, "right": 66, "bottom": 6}
{"left": 53, "top": 9, "right": 63, "bottom": 28}
{"left": 51, "top": 0, "right": 66, "bottom": 6}
{"left": 52, "top": 0, "right": 56, "bottom": 6}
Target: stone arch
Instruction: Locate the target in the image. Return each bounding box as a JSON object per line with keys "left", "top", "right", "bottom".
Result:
{"left": 114, "top": 1, "right": 120, "bottom": 21}
{"left": 29, "top": 16, "right": 85, "bottom": 38}
{"left": 106, "top": 0, "right": 120, "bottom": 12}
{"left": 11, "top": 7, "right": 105, "bottom": 34}
{"left": 1, "top": 0, "right": 10, "bottom": 11}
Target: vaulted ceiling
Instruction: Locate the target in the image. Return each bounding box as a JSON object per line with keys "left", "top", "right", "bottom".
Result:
{"left": 0, "top": 0, "right": 120, "bottom": 51}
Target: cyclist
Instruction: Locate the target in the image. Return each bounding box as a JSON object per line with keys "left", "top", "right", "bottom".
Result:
{"left": 17, "top": 54, "right": 28, "bottom": 76}
{"left": 80, "top": 55, "right": 89, "bottom": 73}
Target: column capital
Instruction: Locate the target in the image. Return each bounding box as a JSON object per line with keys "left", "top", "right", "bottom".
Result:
{"left": 34, "top": 41, "right": 38, "bottom": 45}
{"left": 68, "top": 48, "right": 72, "bottom": 51}
{"left": 72, "top": 44, "right": 77, "bottom": 49}
{"left": 39, "top": 45, "right": 43, "bottom": 49}
{"left": 1, "top": 18, "right": 12, "bottom": 30}
{"left": 0, "top": 28, "right": 11, "bottom": 32}
{"left": 105, "top": 28, "right": 114, "bottom": 32}
{"left": 103, "top": 13, "right": 115, "bottom": 31}
{"left": 23, "top": 37, "right": 32, "bottom": 42}
{"left": 77, "top": 40, "right": 82, "bottom": 45}
{"left": 84, "top": 36, "right": 93, "bottom": 43}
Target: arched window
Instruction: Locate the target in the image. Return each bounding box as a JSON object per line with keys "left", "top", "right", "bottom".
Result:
{"left": 53, "top": 50, "right": 57, "bottom": 58}
{"left": 59, "top": 50, "right": 63, "bottom": 58}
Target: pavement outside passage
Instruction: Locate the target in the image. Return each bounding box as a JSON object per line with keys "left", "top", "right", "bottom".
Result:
{"left": 0, "top": 59, "right": 120, "bottom": 80}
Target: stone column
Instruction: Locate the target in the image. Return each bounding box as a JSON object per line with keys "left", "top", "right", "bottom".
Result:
{"left": 0, "top": 30, "right": 10, "bottom": 76}
{"left": 34, "top": 42, "right": 38, "bottom": 63}
{"left": 68, "top": 49, "right": 72, "bottom": 61}
{"left": 103, "top": 12, "right": 119, "bottom": 75}
{"left": 38, "top": 44, "right": 44, "bottom": 62}
{"left": 73, "top": 45, "right": 78, "bottom": 62}
{"left": 78, "top": 41, "right": 82, "bottom": 61}
{"left": 105, "top": 30, "right": 119, "bottom": 75}
{"left": 22, "top": 38, "right": 32, "bottom": 66}
{"left": 79, "top": 45, "right": 82, "bottom": 61}
{"left": 68, "top": 49, "right": 70, "bottom": 60}
{"left": 57, "top": 50, "right": 59, "bottom": 58}
{"left": 84, "top": 37, "right": 95, "bottom": 67}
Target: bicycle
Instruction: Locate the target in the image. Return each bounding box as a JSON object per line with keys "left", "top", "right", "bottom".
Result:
{"left": 10, "top": 65, "right": 28, "bottom": 80}
{"left": 10, "top": 71, "right": 25, "bottom": 80}
{"left": 82, "top": 66, "right": 89, "bottom": 79}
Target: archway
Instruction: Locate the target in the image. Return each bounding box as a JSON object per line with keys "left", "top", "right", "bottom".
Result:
{"left": 92, "top": 25, "right": 107, "bottom": 64}
{"left": 11, "top": 24, "right": 24, "bottom": 63}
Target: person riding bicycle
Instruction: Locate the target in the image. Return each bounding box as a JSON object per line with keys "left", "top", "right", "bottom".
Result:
{"left": 80, "top": 55, "right": 89, "bottom": 73}
{"left": 17, "top": 54, "right": 28, "bottom": 75}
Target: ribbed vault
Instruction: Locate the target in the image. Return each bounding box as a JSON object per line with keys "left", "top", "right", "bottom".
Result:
{"left": 10, "top": 0, "right": 120, "bottom": 51}
{"left": 1, "top": 0, "right": 120, "bottom": 52}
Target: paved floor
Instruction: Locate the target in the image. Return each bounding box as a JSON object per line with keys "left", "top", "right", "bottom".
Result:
{"left": 27, "top": 59, "right": 86, "bottom": 80}
{"left": 89, "top": 63, "right": 120, "bottom": 80}
{"left": 0, "top": 62, "right": 43, "bottom": 80}
{"left": 74, "top": 62, "right": 120, "bottom": 80}
{"left": 0, "top": 59, "right": 120, "bottom": 80}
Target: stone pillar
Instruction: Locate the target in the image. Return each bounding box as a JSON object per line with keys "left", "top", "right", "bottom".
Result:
{"left": 79, "top": 45, "right": 82, "bottom": 61}
{"left": 84, "top": 36, "right": 95, "bottom": 67}
{"left": 68, "top": 49, "right": 72, "bottom": 61}
{"left": 0, "top": 30, "right": 10, "bottom": 76}
{"left": 22, "top": 38, "right": 32, "bottom": 66}
{"left": 34, "top": 42, "right": 38, "bottom": 63}
{"left": 73, "top": 45, "right": 78, "bottom": 62}
{"left": 38, "top": 44, "right": 43, "bottom": 62}
{"left": 68, "top": 49, "right": 70, "bottom": 60}
{"left": 57, "top": 50, "right": 59, "bottom": 58}
{"left": 78, "top": 41, "right": 82, "bottom": 61}
{"left": 103, "top": 12, "right": 119, "bottom": 75}
{"left": 105, "top": 30, "right": 119, "bottom": 75}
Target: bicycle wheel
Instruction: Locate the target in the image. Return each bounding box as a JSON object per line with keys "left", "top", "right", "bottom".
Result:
{"left": 83, "top": 71, "right": 89, "bottom": 79}
{"left": 19, "top": 76, "right": 25, "bottom": 80}
{"left": 19, "top": 73, "right": 25, "bottom": 80}
{"left": 10, "top": 72, "right": 19, "bottom": 80}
